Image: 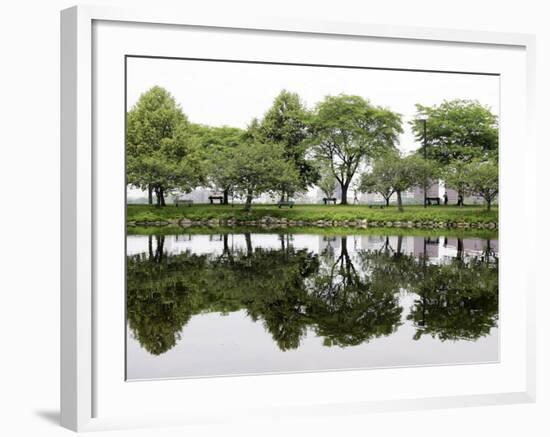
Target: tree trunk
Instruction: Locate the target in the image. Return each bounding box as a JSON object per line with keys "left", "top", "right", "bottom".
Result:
{"left": 154, "top": 235, "right": 165, "bottom": 262}
{"left": 385, "top": 197, "right": 390, "bottom": 207}
{"left": 223, "top": 234, "right": 229, "bottom": 255}
{"left": 160, "top": 189, "right": 166, "bottom": 207}
{"left": 155, "top": 188, "right": 161, "bottom": 207}
{"left": 244, "top": 191, "right": 253, "bottom": 211}
{"left": 340, "top": 236, "right": 349, "bottom": 267}
{"left": 423, "top": 181, "right": 428, "bottom": 208}
{"left": 279, "top": 189, "right": 286, "bottom": 203}
{"left": 223, "top": 188, "right": 229, "bottom": 205}
{"left": 397, "top": 235, "right": 403, "bottom": 256}
{"left": 340, "top": 182, "right": 349, "bottom": 205}
{"left": 245, "top": 232, "right": 253, "bottom": 256}
{"left": 486, "top": 198, "right": 491, "bottom": 211}
{"left": 397, "top": 190, "right": 404, "bottom": 212}
{"left": 148, "top": 186, "right": 153, "bottom": 205}
{"left": 484, "top": 239, "right": 491, "bottom": 264}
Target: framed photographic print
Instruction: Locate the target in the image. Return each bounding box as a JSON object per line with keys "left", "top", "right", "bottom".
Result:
{"left": 61, "top": 5, "right": 536, "bottom": 432}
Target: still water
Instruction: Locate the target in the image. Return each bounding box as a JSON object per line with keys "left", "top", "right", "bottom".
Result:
{"left": 126, "top": 230, "right": 499, "bottom": 380}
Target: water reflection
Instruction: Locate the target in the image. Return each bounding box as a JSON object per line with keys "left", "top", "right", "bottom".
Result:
{"left": 127, "top": 232, "right": 498, "bottom": 360}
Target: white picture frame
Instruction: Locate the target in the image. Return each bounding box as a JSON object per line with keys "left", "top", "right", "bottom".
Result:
{"left": 60, "top": 5, "right": 536, "bottom": 432}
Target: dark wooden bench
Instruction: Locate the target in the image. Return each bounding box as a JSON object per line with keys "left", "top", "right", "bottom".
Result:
{"left": 368, "top": 201, "right": 386, "bottom": 209}
{"left": 174, "top": 198, "right": 193, "bottom": 207}
{"left": 277, "top": 200, "right": 295, "bottom": 208}
{"left": 322, "top": 197, "right": 337, "bottom": 205}
{"left": 425, "top": 197, "right": 441, "bottom": 205}
{"left": 208, "top": 195, "right": 224, "bottom": 204}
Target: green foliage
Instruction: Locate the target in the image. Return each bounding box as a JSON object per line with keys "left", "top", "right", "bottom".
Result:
{"left": 317, "top": 165, "right": 337, "bottom": 199}
{"left": 259, "top": 90, "right": 319, "bottom": 196}
{"left": 464, "top": 160, "right": 499, "bottom": 211}
{"left": 390, "top": 155, "right": 439, "bottom": 194}
{"left": 359, "top": 153, "right": 398, "bottom": 206}
{"left": 443, "top": 160, "right": 471, "bottom": 198}
{"left": 216, "top": 141, "right": 301, "bottom": 210}
{"left": 191, "top": 124, "right": 246, "bottom": 199}
{"left": 443, "top": 159, "right": 498, "bottom": 210}
{"left": 126, "top": 86, "right": 187, "bottom": 158}
{"left": 126, "top": 88, "right": 499, "bottom": 216}
{"left": 360, "top": 154, "right": 439, "bottom": 212}
{"left": 410, "top": 99, "right": 499, "bottom": 165}
{"left": 127, "top": 86, "right": 202, "bottom": 204}
{"left": 311, "top": 94, "right": 403, "bottom": 204}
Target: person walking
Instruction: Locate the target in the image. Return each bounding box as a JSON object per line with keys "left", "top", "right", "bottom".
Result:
{"left": 457, "top": 193, "right": 463, "bottom": 206}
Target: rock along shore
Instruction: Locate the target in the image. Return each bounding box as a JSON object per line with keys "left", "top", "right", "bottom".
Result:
{"left": 127, "top": 216, "right": 498, "bottom": 230}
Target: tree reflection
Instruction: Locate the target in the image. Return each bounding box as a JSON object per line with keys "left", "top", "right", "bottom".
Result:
{"left": 406, "top": 255, "right": 498, "bottom": 341}
{"left": 307, "top": 236, "right": 403, "bottom": 347}
{"left": 127, "top": 240, "right": 210, "bottom": 355}
{"left": 127, "top": 233, "right": 499, "bottom": 355}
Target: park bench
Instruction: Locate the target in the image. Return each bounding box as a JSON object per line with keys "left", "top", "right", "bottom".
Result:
{"left": 277, "top": 200, "right": 295, "bottom": 208}
{"left": 322, "top": 197, "right": 337, "bottom": 205}
{"left": 208, "top": 195, "right": 224, "bottom": 204}
{"left": 425, "top": 197, "right": 441, "bottom": 205}
{"left": 368, "top": 201, "right": 386, "bottom": 209}
{"left": 174, "top": 198, "right": 193, "bottom": 207}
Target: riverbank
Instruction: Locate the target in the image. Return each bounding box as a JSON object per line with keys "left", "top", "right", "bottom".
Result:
{"left": 128, "top": 225, "right": 498, "bottom": 240}
{"left": 127, "top": 204, "right": 498, "bottom": 230}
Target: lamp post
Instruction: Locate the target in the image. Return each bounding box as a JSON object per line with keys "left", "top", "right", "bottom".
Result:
{"left": 418, "top": 114, "right": 428, "bottom": 208}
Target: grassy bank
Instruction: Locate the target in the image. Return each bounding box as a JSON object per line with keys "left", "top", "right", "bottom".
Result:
{"left": 127, "top": 203, "right": 498, "bottom": 226}
{"left": 128, "top": 224, "right": 498, "bottom": 240}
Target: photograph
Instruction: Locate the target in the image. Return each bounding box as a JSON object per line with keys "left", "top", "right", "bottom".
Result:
{"left": 125, "top": 56, "right": 499, "bottom": 380}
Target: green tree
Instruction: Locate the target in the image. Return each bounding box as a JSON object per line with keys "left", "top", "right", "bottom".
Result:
{"left": 193, "top": 124, "right": 245, "bottom": 204}
{"left": 260, "top": 90, "right": 319, "bottom": 201}
{"left": 359, "top": 153, "right": 398, "bottom": 206}
{"left": 443, "top": 160, "right": 471, "bottom": 206}
{"left": 317, "top": 165, "right": 337, "bottom": 200}
{"left": 465, "top": 159, "right": 499, "bottom": 211}
{"left": 361, "top": 154, "right": 438, "bottom": 212}
{"left": 126, "top": 86, "right": 188, "bottom": 205}
{"left": 311, "top": 94, "right": 402, "bottom": 204}
{"left": 410, "top": 99, "right": 498, "bottom": 165}
{"left": 220, "top": 141, "right": 301, "bottom": 211}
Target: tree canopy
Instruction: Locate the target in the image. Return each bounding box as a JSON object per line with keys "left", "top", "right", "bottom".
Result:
{"left": 360, "top": 154, "right": 439, "bottom": 211}
{"left": 127, "top": 86, "right": 201, "bottom": 205}
{"left": 192, "top": 124, "right": 246, "bottom": 204}
{"left": 259, "top": 90, "right": 319, "bottom": 199}
{"left": 126, "top": 87, "right": 498, "bottom": 209}
{"left": 464, "top": 160, "right": 499, "bottom": 211}
{"left": 311, "top": 94, "right": 402, "bottom": 204}
{"left": 410, "top": 99, "right": 498, "bottom": 165}
{"left": 216, "top": 140, "right": 301, "bottom": 211}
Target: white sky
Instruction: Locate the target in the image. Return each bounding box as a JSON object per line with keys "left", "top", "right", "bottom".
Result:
{"left": 126, "top": 56, "right": 500, "bottom": 154}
